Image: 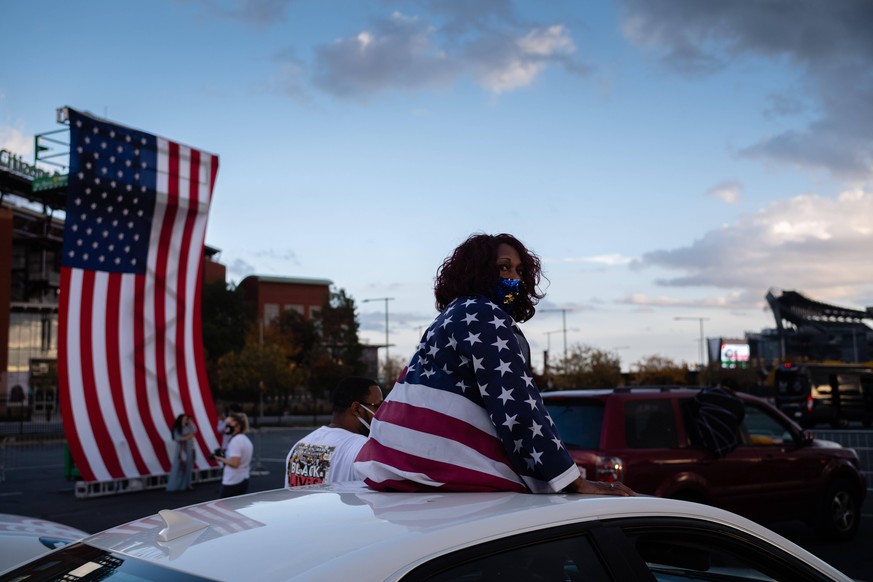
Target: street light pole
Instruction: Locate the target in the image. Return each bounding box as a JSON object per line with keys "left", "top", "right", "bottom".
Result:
{"left": 674, "top": 316, "right": 710, "bottom": 370}
{"left": 541, "top": 308, "right": 573, "bottom": 362}
{"left": 363, "top": 297, "right": 395, "bottom": 378}
{"left": 545, "top": 330, "right": 561, "bottom": 354}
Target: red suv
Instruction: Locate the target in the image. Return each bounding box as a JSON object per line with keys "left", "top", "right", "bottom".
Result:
{"left": 541, "top": 387, "right": 867, "bottom": 540}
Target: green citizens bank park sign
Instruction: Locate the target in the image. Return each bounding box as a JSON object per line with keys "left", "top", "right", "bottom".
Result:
{"left": 0, "top": 149, "right": 68, "bottom": 192}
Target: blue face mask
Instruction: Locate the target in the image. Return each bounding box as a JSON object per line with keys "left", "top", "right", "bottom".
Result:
{"left": 492, "top": 277, "right": 522, "bottom": 317}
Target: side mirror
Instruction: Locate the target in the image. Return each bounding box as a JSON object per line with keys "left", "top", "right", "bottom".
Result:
{"left": 802, "top": 430, "right": 815, "bottom": 445}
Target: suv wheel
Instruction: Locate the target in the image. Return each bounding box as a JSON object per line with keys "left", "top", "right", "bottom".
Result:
{"left": 816, "top": 479, "right": 860, "bottom": 541}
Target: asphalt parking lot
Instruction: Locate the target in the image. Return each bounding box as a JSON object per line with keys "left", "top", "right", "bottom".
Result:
{"left": 1, "top": 426, "right": 871, "bottom": 580}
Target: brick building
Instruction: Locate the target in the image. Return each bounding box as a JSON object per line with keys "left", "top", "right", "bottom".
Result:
{"left": 238, "top": 275, "right": 332, "bottom": 324}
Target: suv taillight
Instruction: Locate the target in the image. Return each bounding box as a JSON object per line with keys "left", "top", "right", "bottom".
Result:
{"left": 595, "top": 456, "right": 624, "bottom": 482}
{"left": 806, "top": 395, "right": 814, "bottom": 412}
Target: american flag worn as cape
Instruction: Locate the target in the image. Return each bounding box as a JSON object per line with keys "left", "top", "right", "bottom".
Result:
{"left": 355, "top": 296, "right": 581, "bottom": 493}
{"left": 59, "top": 108, "right": 221, "bottom": 482}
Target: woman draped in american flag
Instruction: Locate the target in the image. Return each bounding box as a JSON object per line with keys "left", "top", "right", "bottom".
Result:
{"left": 355, "top": 233, "right": 636, "bottom": 495}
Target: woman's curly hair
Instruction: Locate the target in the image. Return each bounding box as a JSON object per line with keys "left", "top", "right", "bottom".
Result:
{"left": 434, "top": 233, "right": 545, "bottom": 322}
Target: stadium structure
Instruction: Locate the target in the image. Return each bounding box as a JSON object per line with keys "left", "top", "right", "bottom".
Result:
{"left": 764, "top": 288, "right": 872, "bottom": 364}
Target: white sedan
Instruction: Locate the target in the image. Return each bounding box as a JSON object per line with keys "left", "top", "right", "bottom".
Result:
{"left": 0, "top": 484, "right": 852, "bottom": 581}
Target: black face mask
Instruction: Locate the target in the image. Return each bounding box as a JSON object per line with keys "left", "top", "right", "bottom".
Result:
{"left": 224, "top": 425, "right": 235, "bottom": 435}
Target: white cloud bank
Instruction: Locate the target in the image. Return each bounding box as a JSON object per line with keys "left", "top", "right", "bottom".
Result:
{"left": 632, "top": 189, "right": 873, "bottom": 307}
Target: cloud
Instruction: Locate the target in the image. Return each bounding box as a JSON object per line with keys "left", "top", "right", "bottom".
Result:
{"left": 631, "top": 189, "right": 873, "bottom": 305}
{"left": 267, "top": 47, "right": 311, "bottom": 102}
{"left": 182, "top": 0, "right": 297, "bottom": 27}
{"left": 549, "top": 253, "right": 633, "bottom": 266}
{"left": 707, "top": 180, "right": 742, "bottom": 204}
{"left": 226, "top": 257, "right": 257, "bottom": 280}
{"left": 223, "top": 248, "right": 301, "bottom": 282}
{"left": 616, "top": 290, "right": 756, "bottom": 309}
{"left": 617, "top": 0, "right": 873, "bottom": 182}
{"left": 0, "top": 125, "right": 33, "bottom": 155}
{"left": 466, "top": 25, "right": 577, "bottom": 94}
{"left": 762, "top": 92, "right": 806, "bottom": 120}
{"left": 274, "top": 6, "right": 585, "bottom": 99}
{"left": 252, "top": 248, "right": 300, "bottom": 264}
{"left": 312, "top": 12, "right": 459, "bottom": 98}
{"left": 232, "top": 0, "right": 296, "bottom": 26}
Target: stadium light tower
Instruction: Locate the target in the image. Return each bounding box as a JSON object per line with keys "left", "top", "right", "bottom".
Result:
{"left": 541, "top": 308, "right": 573, "bottom": 362}
{"left": 674, "top": 316, "right": 710, "bottom": 370}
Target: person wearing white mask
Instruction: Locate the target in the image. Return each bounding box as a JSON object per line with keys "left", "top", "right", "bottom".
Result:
{"left": 284, "top": 376, "right": 383, "bottom": 487}
{"left": 214, "top": 412, "right": 254, "bottom": 498}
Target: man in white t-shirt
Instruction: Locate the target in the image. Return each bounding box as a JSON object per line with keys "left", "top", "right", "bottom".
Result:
{"left": 215, "top": 412, "right": 254, "bottom": 498}
{"left": 286, "top": 377, "right": 383, "bottom": 487}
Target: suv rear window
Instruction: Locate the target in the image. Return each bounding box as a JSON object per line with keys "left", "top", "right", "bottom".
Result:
{"left": 625, "top": 399, "right": 678, "bottom": 449}
{"left": 545, "top": 399, "right": 604, "bottom": 448}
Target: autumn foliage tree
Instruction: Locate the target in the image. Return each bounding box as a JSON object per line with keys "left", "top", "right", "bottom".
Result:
{"left": 632, "top": 355, "right": 691, "bottom": 385}
{"left": 380, "top": 355, "right": 408, "bottom": 393}
{"left": 212, "top": 286, "right": 366, "bottom": 410}
{"left": 548, "top": 344, "right": 623, "bottom": 390}
{"left": 201, "top": 281, "right": 255, "bottom": 393}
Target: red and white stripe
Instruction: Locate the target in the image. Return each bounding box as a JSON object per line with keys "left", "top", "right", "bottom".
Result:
{"left": 354, "top": 381, "right": 529, "bottom": 493}
{"left": 59, "top": 140, "right": 220, "bottom": 482}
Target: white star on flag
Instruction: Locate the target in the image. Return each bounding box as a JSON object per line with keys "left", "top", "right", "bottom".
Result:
{"left": 492, "top": 337, "right": 509, "bottom": 352}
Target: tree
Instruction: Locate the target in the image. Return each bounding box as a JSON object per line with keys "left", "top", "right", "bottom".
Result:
{"left": 632, "top": 355, "right": 690, "bottom": 385}
{"left": 201, "top": 281, "right": 255, "bottom": 360}
{"left": 257, "top": 309, "right": 319, "bottom": 407}
{"left": 380, "top": 355, "right": 408, "bottom": 393}
{"left": 549, "top": 344, "right": 623, "bottom": 389}
{"left": 201, "top": 281, "right": 255, "bottom": 394}
{"left": 319, "top": 287, "right": 366, "bottom": 374}
{"left": 700, "top": 364, "right": 762, "bottom": 394}
{"left": 212, "top": 285, "right": 369, "bottom": 412}
{"left": 216, "top": 342, "right": 300, "bottom": 404}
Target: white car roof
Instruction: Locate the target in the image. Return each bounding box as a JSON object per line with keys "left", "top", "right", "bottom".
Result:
{"left": 81, "top": 484, "right": 847, "bottom": 582}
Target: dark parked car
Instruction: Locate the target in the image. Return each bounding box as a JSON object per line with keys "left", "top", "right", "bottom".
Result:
{"left": 542, "top": 387, "right": 867, "bottom": 540}
{"left": 774, "top": 363, "right": 873, "bottom": 428}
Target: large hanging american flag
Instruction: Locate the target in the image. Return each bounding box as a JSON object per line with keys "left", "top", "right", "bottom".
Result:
{"left": 355, "top": 296, "right": 581, "bottom": 493}
{"left": 59, "top": 108, "right": 221, "bottom": 482}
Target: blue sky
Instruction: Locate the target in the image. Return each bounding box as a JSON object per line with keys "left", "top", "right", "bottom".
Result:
{"left": 2, "top": 0, "right": 872, "bottom": 373}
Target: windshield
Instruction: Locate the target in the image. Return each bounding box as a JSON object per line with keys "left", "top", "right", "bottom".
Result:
{"left": 2, "top": 543, "right": 212, "bottom": 582}
{"left": 544, "top": 399, "right": 604, "bottom": 448}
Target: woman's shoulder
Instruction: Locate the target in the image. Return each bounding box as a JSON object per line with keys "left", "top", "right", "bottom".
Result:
{"left": 442, "top": 295, "right": 513, "bottom": 325}
{"left": 445, "top": 294, "right": 495, "bottom": 312}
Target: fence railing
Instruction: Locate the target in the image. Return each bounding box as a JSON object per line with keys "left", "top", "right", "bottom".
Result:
{"left": 2, "top": 423, "right": 871, "bottom": 492}
{"left": 812, "top": 429, "right": 873, "bottom": 491}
